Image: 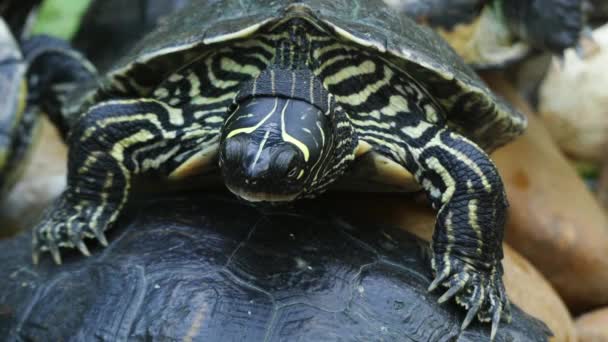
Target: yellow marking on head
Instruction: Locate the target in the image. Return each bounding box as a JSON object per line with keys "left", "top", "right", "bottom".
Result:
{"left": 281, "top": 100, "right": 310, "bottom": 162}
{"left": 316, "top": 121, "right": 325, "bottom": 146}
{"left": 297, "top": 169, "right": 305, "bottom": 179}
{"left": 226, "top": 98, "right": 279, "bottom": 138}
{"left": 251, "top": 129, "right": 271, "bottom": 171}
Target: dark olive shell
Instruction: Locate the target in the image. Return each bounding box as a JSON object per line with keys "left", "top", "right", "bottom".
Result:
{"left": 0, "top": 194, "right": 549, "bottom": 341}
{"left": 0, "top": 19, "right": 38, "bottom": 198}
{"left": 99, "top": 0, "right": 525, "bottom": 152}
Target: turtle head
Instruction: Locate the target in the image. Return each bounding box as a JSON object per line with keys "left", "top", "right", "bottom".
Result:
{"left": 220, "top": 96, "right": 334, "bottom": 203}
{"left": 219, "top": 68, "right": 357, "bottom": 204}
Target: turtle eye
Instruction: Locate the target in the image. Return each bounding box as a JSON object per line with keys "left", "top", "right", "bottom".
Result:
{"left": 287, "top": 166, "right": 299, "bottom": 178}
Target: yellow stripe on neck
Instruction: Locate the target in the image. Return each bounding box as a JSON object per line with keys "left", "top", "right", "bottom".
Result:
{"left": 226, "top": 98, "right": 279, "bottom": 139}
{"left": 281, "top": 100, "right": 310, "bottom": 162}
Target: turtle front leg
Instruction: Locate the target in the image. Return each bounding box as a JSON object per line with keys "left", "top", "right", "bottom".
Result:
{"left": 33, "top": 99, "right": 207, "bottom": 264}
{"left": 399, "top": 124, "right": 510, "bottom": 339}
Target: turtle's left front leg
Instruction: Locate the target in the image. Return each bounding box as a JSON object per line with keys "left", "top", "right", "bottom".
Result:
{"left": 33, "top": 99, "right": 210, "bottom": 264}
{"left": 398, "top": 123, "right": 510, "bottom": 339}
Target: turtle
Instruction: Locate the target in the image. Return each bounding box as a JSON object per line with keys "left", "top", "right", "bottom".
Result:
{"left": 386, "top": 0, "right": 585, "bottom": 68}
{"left": 26, "top": 0, "right": 526, "bottom": 337}
{"left": 0, "top": 1, "right": 95, "bottom": 203}
{"left": 0, "top": 18, "right": 39, "bottom": 201}
{"left": 0, "top": 193, "right": 551, "bottom": 341}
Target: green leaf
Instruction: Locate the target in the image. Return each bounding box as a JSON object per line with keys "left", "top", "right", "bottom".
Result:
{"left": 32, "top": 0, "right": 92, "bottom": 39}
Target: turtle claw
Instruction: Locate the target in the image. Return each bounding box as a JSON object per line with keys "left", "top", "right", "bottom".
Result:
{"left": 428, "top": 269, "right": 449, "bottom": 292}
{"left": 76, "top": 240, "right": 91, "bottom": 257}
{"left": 491, "top": 302, "right": 503, "bottom": 341}
{"left": 32, "top": 249, "right": 40, "bottom": 265}
{"left": 95, "top": 230, "right": 109, "bottom": 247}
{"left": 430, "top": 257, "right": 509, "bottom": 340}
{"left": 32, "top": 192, "right": 117, "bottom": 264}
{"left": 48, "top": 242, "right": 62, "bottom": 265}
{"left": 461, "top": 286, "right": 483, "bottom": 331}
{"left": 437, "top": 272, "right": 469, "bottom": 304}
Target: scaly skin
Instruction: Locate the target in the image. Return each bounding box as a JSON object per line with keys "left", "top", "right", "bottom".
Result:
{"left": 31, "top": 15, "right": 512, "bottom": 339}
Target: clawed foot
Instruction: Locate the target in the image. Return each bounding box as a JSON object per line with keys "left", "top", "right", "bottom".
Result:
{"left": 32, "top": 193, "right": 116, "bottom": 265}
{"left": 429, "top": 257, "right": 511, "bottom": 340}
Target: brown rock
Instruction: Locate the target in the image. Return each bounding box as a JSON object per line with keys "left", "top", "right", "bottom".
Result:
{"left": 328, "top": 195, "right": 576, "bottom": 342}
{"left": 481, "top": 72, "right": 608, "bottom": 313}
{"left": 576, "top": 307, "right": 608, "bottom": 341}
{"left": 0, "top": 118, "right": 67, "bottom": 238}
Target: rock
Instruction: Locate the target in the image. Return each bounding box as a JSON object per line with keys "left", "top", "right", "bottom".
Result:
{"left": 0, "top": 118, "right": 67, "bottom": 238}
{"left": 328, "top": 195, "right": 576, "bottom": 342}
{"left": 576, "top": 307, "right": 608, "bottom": 341}
{"left": 537, "top": 24, "right": 608, "bottom": 163}
{"left": 482, "top": 72, "right": 608, "bottom": 313}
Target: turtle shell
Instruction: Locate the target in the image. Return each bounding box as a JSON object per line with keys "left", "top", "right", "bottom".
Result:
{"left": 97, "top": 0, "right": 525, "bottom": 152}
{"left": 0, "top": 194, "right": 550, "bottom": 341}
{"left": 0, "top": 19, "right": 38, "bottom": 197}
{"left": 72, "top": 0, "right": 191, "bottom": 71}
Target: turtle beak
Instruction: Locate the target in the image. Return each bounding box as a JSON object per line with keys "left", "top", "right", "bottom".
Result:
{"left": 219, "top": 134, "right": 305, "bottom": 203}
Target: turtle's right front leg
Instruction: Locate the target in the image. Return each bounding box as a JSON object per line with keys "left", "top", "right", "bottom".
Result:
{"left": 32, "top": 99, "right": 209, "bottom": 264}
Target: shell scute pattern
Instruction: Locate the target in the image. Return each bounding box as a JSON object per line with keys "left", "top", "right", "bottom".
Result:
{"left": 97, "top": 0, "right": 524, "bottom": 154}
{"left": 1, "top": 195, "right": 551, "bottom": 340}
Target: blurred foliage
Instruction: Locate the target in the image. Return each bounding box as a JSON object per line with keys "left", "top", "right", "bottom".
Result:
{"left": 32, "top": 0, "right": 91, "bottom": 38}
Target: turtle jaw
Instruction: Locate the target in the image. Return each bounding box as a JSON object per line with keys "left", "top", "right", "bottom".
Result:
{"left": 225, "top": 184, "right": 301, "bottom": 203}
